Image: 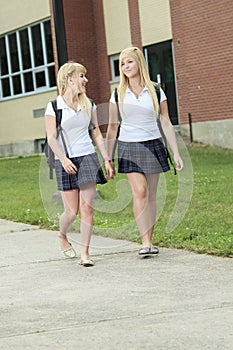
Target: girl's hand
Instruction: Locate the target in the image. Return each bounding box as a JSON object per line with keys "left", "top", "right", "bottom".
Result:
{"left": 104, "top": 161, "right": 115, "bottom": 179}
{"left": 61, "top": 157, "right": 77, "bottom": 174}
{"left": 174, "top": 154, "right": 184, "bottom": 171}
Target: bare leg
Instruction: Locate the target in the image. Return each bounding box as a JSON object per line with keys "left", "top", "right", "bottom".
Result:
{"left": 126, "top": 173, "right": 150, "bottom": 247}
{"left": 126, "top": 173, "right": 160, "bottom": 248}
{"left": 59, "top": 189, "right": 79, "bottom": 251}
{"left": 79, "top": 184, "right": 96, "bottom": 260}
{"left": 145, "top": 173, "right": 160, "bottom": 246}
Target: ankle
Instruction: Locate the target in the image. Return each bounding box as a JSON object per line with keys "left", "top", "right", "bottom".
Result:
{"left": 58, "top": 232, "right": 67, "bottom": 239}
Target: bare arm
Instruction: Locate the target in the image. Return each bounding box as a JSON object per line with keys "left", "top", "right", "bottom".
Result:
{"left": 159, "top": 101, "right": 183, "bottom": 171}
{"left": 106, "top": 102, "right": 120, "bottom": 160}
{"left": 90, "top": 109, "right": 114, "bottom": 179}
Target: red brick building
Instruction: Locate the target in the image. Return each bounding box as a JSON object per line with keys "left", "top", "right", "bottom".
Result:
{"left": 0, "top": 0, "right": 232, "bottom": 156}
{"left": 170, "top": 0, "right": 233, "bottom": 147}
{"left": 50, "top": 0, "right": 233, "bottom": 148}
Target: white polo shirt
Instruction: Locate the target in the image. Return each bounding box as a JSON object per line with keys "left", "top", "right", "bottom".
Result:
{"left": 110, "top": 87, "right": 167, "bottom": 142}
{"left": 45, "top": 95, "right": 96, "bottom": 158}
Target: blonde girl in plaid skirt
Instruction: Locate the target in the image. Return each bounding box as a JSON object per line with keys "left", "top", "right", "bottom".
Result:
{"left": 107, "top": 47, "right": 183, "bottom": 257}
{"left": 45, "top": 62, "right": 114, "bottom": 266}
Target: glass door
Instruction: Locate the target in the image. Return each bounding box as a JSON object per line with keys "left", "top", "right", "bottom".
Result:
{"left": 144, "top": 41, "right": 178, "bottom": 125}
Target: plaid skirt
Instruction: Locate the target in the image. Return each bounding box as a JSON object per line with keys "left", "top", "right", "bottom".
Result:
{"left": 118, "top": 139, "right": 170, "bottom": 174}
{"left": 55, "top": 153, "right": 107, "bottom": 191}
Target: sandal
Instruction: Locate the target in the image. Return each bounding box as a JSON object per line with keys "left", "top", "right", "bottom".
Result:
{"left": 138, "top": 247, "right": 150, "bottom": 256}
{"left": 62, "top": 244, "right": 76, "bottom": 259}
{"left": 149, "top": 246, "right": 159, "bottom": 255}
{"left": 59, "top": 233, "right": 76, "bottom": 259}
{"left": 79, "top": 258, "right": 95, "bottom": 267}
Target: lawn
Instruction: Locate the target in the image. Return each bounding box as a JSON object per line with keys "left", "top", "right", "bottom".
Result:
{"left": 0, "top": 142, "right": 232, "bottom": 257}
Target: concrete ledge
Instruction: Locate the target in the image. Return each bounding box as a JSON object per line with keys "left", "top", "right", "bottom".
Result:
{"left": 181, "top": 118, "right": 233, "bottom": 149}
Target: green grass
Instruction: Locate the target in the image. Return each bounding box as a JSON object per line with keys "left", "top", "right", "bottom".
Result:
{"left": 0, "top": 144, "right": 232, "bottom": 257}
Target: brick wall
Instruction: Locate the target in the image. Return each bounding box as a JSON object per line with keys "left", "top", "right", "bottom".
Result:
{"left": 170, "top": 0, "right": 233, "bottom": 124}
{"left": 52, "top": 0, "right": 110, "bottom": 105}
{"left": 128, "top": 0, "right": 142, "bottom": 49}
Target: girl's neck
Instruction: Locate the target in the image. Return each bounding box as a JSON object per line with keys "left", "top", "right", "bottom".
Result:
{"left": 62, "top": 92, "right": 79, "bottom": 110}
{"left": 128, "top": 77, "right": 142, "bottom": 89}
{"left": 128, "top": 78, "right": 144, "bottom": 98}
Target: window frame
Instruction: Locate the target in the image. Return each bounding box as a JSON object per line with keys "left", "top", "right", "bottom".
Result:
{"left": 110, "top": 54, "right": 120, "bottom": 82}
{"left": 0, "top": 18, "right": 56, "bottom": 101}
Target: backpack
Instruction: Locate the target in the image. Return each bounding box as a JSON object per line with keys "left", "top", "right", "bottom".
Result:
{"left": 113, "top": 84, "right": 176, "bottom": 174}
{"left": 44, "top": 99, "right": 66, "bottom": 179}
{"left": 44, "top": 98, "right": 95, "bottom": 179}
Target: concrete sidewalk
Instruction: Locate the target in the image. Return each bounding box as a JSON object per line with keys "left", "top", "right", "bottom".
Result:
{"left": 0, "top": 219, "right": 232, "bottom": 350}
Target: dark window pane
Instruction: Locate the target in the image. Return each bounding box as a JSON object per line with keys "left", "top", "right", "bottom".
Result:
{"left": 0, "top": 37, "right": 8, "bottom": 75}
{"left": 2, "top": 78, "right": 10, "bottom": 97}
{"left": 148, "top": 52, "right": 160, "bottom": 80}
{"left": 19, "top": 29, "right": 31, "bottom": 69}
{"left": 35, "top": 71, "right": 45, "bottom": 87}
{"left": 114, "top": 60, "right": 119, "bottom": 76}
{"left": 8, "top": 33, "right": 19, "bottom": 72}
{"left": 31, "top": 24, "right": 44, "bottom": 66}
{"left": 13, "top": 75, "right": 22, "bottom": 94}
{"left": 24, "top": 72, "right": 33, "bottom": 92}
{"left": 44, "top": 21, "right": 53, "bottom": 63}
{"left": 163, "top": 49, "right": 174, "bottom": 82}
{"left": 48, "top": 66, "right": 56, "bottom": 87}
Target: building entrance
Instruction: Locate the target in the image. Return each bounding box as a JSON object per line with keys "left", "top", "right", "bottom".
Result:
{"left": 144, "top": 40, "right": 178, "bottom": 125}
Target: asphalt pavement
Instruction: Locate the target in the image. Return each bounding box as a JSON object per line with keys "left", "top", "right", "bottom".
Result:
{"left": 0, "top": 219, "right": 232, "bottom": 350}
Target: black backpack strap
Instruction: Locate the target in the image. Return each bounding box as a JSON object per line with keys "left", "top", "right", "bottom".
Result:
{"left": 51, "top": 99, "right": 69, "bottom": 157}
{"left": 114, "top": 88, "right": 122, "bottom": 123}
{"left": 155, "top": 83, "right": 161, "bottom": 104}
{"left": 88, "top": 98, "right": 96, "bottom": 131}
{"left": 51, "top": 99, "right": 62, "bottom": 128}
{"left": 155, "top": 85, "right": 177, "bottom": 175}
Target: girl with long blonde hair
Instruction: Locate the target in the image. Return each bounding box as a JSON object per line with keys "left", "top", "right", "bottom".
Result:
{"left": 107, "top": 47, "right": 183, "bottom": 257}
{"left": 45, "top": 62, "right": 114, "bottom": 266}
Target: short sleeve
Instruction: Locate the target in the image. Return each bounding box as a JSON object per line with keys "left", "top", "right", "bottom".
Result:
{"left": 110, "top": 89, "right": 117, "bottom": 104}
{"left": 92, "top": 102, "right": 97, "bottom": 112}
{"left": 160, "top": 87, "right": 167, "bottom": 103}
{"left": 45, "top": 101, "right": 55, "bottom": 117}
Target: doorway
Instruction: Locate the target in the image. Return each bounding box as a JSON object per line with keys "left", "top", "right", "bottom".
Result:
{"left": 144, "top": 40, "right": 178, "bottom": 125}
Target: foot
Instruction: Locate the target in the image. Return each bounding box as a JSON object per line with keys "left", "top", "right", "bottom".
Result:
{"left": 149, "top": 246, "right": 159, "bottom": 255}
{"left": 138, "top": 247, "right": 150, "bottom": 256}
{"left": 79, "top": 258, "right": 94, "bottom": 267}
{"left": 58, "top": 233, "right": 76, "bottom": 258}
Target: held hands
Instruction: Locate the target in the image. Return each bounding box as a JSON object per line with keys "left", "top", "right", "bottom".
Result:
{"left": 61, "top": 157, "right": 77, "bottom": 174}
{"left": 104, "top": 159, "right": 115, "bottom": 180}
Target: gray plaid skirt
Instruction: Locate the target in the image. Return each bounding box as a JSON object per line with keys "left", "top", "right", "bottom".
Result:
{"left": 55, "top": 153, "right": 107, "bottom": 191}
{"left": 118, "top": 139, "right": 170, "bottom": 174}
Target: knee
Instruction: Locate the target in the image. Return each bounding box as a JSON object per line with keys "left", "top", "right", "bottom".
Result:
{"left": 80, "top": 202, "right": 94, "bottom": 218}
{"left": 64, "top": 210, "right": 77, "bottom": 223}
{"left": 134, "top": 185, "right": 148, "bottom": 200}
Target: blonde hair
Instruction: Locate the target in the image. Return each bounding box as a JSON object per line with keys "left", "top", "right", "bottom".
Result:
{"left": 118, "top": 47, "right": 159, "bottom": 115}
{"left": 57, "top": 61, "right": 92, "bottom": 112}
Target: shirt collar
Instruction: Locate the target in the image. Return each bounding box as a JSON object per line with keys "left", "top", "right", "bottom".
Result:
{"left": 126, "top": 86, "right": 148, "bottom": 94}
{"left": 56, "top": 95, "right": 81, "bottom": 111}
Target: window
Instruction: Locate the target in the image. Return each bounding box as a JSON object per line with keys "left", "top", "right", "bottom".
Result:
{"left": 0, "top": 19, "right": 56, "bottom": 100}
{"left": 110, "top": 54, "right": 120, "bottom": 82}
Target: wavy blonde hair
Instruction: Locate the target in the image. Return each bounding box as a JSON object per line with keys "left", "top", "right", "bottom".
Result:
{"left": 118, "top": 47, "right": 159, "bottom": 115}
{"left": 57, "top": 61, "right": 92, "bottom": 113}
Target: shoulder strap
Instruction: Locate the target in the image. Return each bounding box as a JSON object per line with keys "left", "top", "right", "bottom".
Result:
{"left": 51, "top": 99, "right": 62, "bottom": 128}
{"left": 114, "top": 87, "right": 118, "bottom": 103}
{"left": 88, "top": 98, "right": 96, "bottom": 130}
{"left": 155, "top": 84, "right": 161, "bottom": 104}
{"left": 89, "top": 98, "right": 94, "bottom": 107}
{"left": 51, "top": 99, "right": 69, "bottom": 157}
{"left": 155, "top": 85, "right": 177, "bottom": 175}
{"left": 114, "top": 88, "right": 122, "bottom": 123}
